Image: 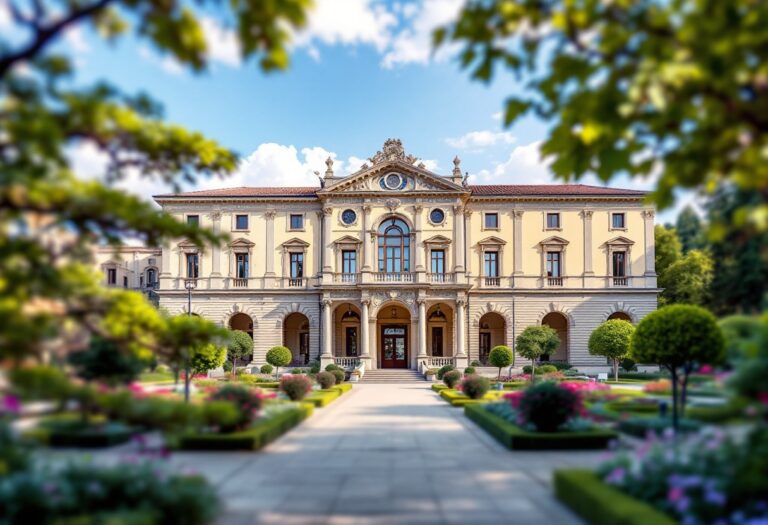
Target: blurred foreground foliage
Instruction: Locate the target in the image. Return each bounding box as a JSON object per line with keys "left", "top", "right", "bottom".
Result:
{"left": 0, "top": 0, "right": 311, "bottom": 361}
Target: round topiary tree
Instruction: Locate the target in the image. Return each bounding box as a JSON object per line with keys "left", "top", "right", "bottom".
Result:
{"left": 488, "top": 345, "right": 514, "bottom": 380}
{"left": 443, "top": 369, "right": 462, "bottom": 388}
{"left": 588, "top": 319, "right": 635, "bottom": 381}
{"left": 329, "top": 369, "right": 345, "bottom": 385}
{"left": 266, "top": 346, "right": 293, "bottom": 375}
{"left": 437, "top": 364, "right": 455, "bottom": 380}
{"left": 227, "top": 330, "right": 254, "bottom": 377}
{"left": 460, "top": 375, "right": 490, "bottom": 399}
{"left": 260, "top": 364, "right": 274, "bottom": 375}
{"left": 190, "top": 343, "right": 227, "bottom": 375}
{"left": 631, "top": 304, "right": 725, "bottom": 432}
{"left": 315, "top": 371, "right": 336, "bottom": 389}
{"left": 515, "top": 326, "right": 560, "bottom": 382}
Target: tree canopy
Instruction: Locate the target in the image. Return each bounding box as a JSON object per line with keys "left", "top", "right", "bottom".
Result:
{"left": 439, "top": 0, "right": 768, "bottom": 224}
{"left": 588, "top": 319, "right": 635, "bottom": 380}
{"left": 516, "top": 325, "right": 560, "bottom": 380}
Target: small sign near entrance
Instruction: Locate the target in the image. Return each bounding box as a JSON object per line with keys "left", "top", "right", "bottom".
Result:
{"left": 597, "top": 372, "right": 608, "bottom": 382}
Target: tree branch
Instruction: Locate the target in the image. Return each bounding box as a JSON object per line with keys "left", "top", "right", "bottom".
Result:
{"left": 0, "top": 0, "right": 114, "bottom": 79}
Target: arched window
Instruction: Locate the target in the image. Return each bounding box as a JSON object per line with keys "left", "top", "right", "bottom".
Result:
{"left": 378, "top": 218, "right": 410, "bottom": 273}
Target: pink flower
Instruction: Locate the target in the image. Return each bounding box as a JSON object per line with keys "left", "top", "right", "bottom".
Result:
{"left": 758, "top": 392, "right": 768, "bottom": 407}
{"left": 1, "top": 395, "right": 20, "bottom": 416}
{"left": 668, "top": 486, "right": 685, "bottom": 503}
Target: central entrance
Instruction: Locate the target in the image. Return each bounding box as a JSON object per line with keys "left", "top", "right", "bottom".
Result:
{"left": 381, "top": 325, "right": 408, "bottom": 368}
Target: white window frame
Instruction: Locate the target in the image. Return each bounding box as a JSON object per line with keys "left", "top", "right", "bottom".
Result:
{"left": 233, "top": 213, "right": 250, "bottom": 232}
{"left": 609, "top": 211, "right": 627, "bottom": 231}
{"left": 482, "top": 211, "right": 500, "bottom": 231}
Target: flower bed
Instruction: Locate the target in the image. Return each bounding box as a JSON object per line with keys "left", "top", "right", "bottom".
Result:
{"left": 464, "top": 404, "right": 617, "bottom": 450}
{"left": 25, "top": 413, "right": 137, "bottom": 448}
{"left": 176, "top": 403, "right": 314, "bottom": 451}
{"left": 554, "top": 470, "right": 677, "bottom": 525}
{"left": 616, "top": 417, "right": 701, "bottom": 438}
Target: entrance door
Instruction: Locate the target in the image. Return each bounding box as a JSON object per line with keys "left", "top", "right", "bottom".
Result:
{"left": 479, "top": 332, "right": 491, "bottom": 364}
{"left": 381, "top": 325, "right": 408, "bottom": 368}
{"left": 299, "top": 332, "right": 310, "bottom": 364}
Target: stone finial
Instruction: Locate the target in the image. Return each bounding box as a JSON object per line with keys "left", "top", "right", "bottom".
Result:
{"left": 324, "top": 156, "right": 334, "bottom": 178}
{"left": 452, "top": 156, "right": 462, "bottom": 177}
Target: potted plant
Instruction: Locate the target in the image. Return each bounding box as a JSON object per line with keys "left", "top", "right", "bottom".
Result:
{"left": 425, "top": 369, "right": 437, "bottom": 382}
{"left": 349, "top": 369, "right": 361, "bottom": 382}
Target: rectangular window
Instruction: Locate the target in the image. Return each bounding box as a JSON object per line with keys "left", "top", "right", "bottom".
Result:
{"left": 186, "top": 215, "right": 199, "bottom": 227}
{"left": 235, "top": 214, "right": 248, "bottom": 230}
{"left": 612, "top": 212, "right": 626, "bottom": 229}
{"left": 235, "top": 253, "right": 249, "bottom": 278}
{"left": 186, "top": 253, "right": 199, "bottom": 279}
{"left": 107, "top": 268, "right": 116, "bottom": 285}
{"left": 484, "top": 251, "right": 499, "bottom": 277}
{"left": 290, "top": 252, "right": 304, "bottom": 278}
{"left": 546, "top": 212, "right": 561, "bottom": 229}
{"left": 123, "top": 276, "right": 128, "bottom": 288}
{"left": 484, "top": 213, "right": 499, "bottom": 229}
{"left": 345, "top": 327, "right": 358, "bottom": 357}
{"left": 612, "top": 251, "right": 626, "bottom": 276}
{"left": 431, "top": 327, "right": 443, "bottom": 357}
{"left": 430, "top": 249, "right": 445, "bottom": 274}
{"left": 342, "top": 250, "right": 357, "bottom": 274}
{"left": 289, "top": 214, "right": 304, "bottom": 230}
{"left": 546, "top": 251, "right": 562, "bottom": 277}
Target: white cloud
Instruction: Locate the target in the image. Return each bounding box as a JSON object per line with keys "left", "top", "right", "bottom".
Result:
{"left": 445, "top": 130, "right": 516, "bottom": 150}
{"left": 294, "top": 0, "right": 397, "bottom": 55}
{"left": 491, "top": 111, "right": 503, "bottom": 121}
{"left": 200, "top": 17, "right": 241, "bottom": 67}
{"left": 0, "top": 1, "right": 11, "bottom": 29}
{"left": 137, "top": 46, "right": 185, "bottom": 76}
{"left": 64, "top": 26, "right": 90, "bottom": 54}
{"left": 469, "top": 141, "right": 553, "bottom": 185}
{"left": 381, "top": 0, "right": 463, "bottom": 68}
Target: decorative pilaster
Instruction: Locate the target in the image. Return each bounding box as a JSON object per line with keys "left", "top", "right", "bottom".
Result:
{"left": 362, "top": 203, "right": 372, "bottom": 271}
{"left": 414, "top": 203, "right": 424, "bottom": 272}
{"left": 264, "top": 210, "right": 276, "bottom": 277}
{"left": 453, "top": 204, "right": 465, "bottom": 273}
{"left": 209, "top": 211, "right": 222, "bottom": 276}
{"left": 322, "top": 207, "right": 333, "bottom": 273}
{"left": 581, "top": 210, "right": 594, "bottom": 276}
{"left": 643, "top": 210, "right": 656, "bottom": 275}
{"left": 417, "top": 299, "right": 427, "bottom": 357}
{"left": 320, "top": 299, "right": 334, "bottom": 370}
{"left": 360, "top": 299, "right": 370, "bottom": 358}
{"left": 513, "top": 210, "right": 524, "bottom": 275}
{"left": 455, "top": 298, "right": 468, "bottom": 368}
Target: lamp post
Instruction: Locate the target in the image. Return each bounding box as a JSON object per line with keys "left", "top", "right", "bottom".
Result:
{"left": 183, "top": 278, "right": 197, "bottom": 402}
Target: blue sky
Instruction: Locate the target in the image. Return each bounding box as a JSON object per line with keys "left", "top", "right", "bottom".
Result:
{"left": 3, "top": 0, "right": 690, "bottom": 222}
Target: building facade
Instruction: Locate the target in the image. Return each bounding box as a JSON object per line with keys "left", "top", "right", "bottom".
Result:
{"left": 146, "top": 139, "right": 657, "bottom": 372}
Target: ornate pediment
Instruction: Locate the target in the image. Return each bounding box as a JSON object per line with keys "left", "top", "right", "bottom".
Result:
{"left": 604, "top": 236, "right": 635, "bottom": 246}
{"left": 424, "top": 234, "right": 452, "bottom": 246}
{"left": 319, "top": 139, "right": 467, "bottom": 196}
{"left": 281, "top": 237, "right": 310, "bottom": 248}
{"left": 539, "top": 235, "right": 569, "bottom": 246}
{"left": 333, "top": 235, "right": 362, "bottom": 246}
{"left": 478, "top": 236, "right": 507, "bottom": 246}
{"left": 230, "top": 237, "right": 255, "bottom": 248}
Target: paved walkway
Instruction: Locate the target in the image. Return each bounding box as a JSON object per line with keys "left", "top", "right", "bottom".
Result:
{"left": 201, "top": 384, "right": 597, "bottom": 525}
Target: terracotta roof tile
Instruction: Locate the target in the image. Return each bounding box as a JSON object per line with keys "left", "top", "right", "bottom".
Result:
{"left": 154, "top": 183, "right": 645, "bottom": 199}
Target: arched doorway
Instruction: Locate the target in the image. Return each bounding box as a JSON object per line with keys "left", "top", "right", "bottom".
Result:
{"left": 283, "top": 313, "right": 310, "bottom": 365}
{"left": 427, "top": 303, "right": 454, "bottom": 357}
{"left": 478, "top": 313, "right": 506, "bottom": 364}
{"left": 229, "top": 313, "right": 253, "bottom": 339}
{"left": 377, "top": 303, "right": 411, "bottom": 368}
{"left": 542, "top": 312, "right": 568, "bottom": 362}
{"left": 608, "top": 312, "right": 632, "bottom": 322}
{"left": 334, "top": 303, "right": 361, "bottom": 357}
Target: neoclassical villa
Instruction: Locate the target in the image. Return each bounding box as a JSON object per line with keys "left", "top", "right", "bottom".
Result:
{"left": 98, "top": 139, "right": 658, "bottom": 373}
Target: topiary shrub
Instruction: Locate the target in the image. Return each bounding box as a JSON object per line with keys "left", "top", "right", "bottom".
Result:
{"left": 588, "top": 319, "right": 635, "bottom": 381}
{"left": 470, "top": 360, "right": 482, "bottom": 367}
{"left": 266, "top": 346, "right": 293, "bottom": 375}
{"left": 208, "top": 384, "right": 264, "bottom": 431}
{"left": 325, "top": 364, "right": 342, "bottom": 372}
{"left": 68, "top": 336, "right": 148, "bottom": 386}
{"left": 291, "top": 368, "right": 304, "bottom": 374}
{"left": 620, "top": 357, "right": 637, "bottom": 372}
{"left": 443, "top": 369, "right": 462, "bottom": 388}
{"left": 516, "top": 326, "right": 560, "bottom": 381}
{"left": 464, "top": 366, "right": 476, "bottom": 375}
{"left": 260, "top": 364, "right": 273, "bottom": 374}
{"left": 489, "top": 345, "right": 514, "bottom": 380}
{"left": 461, "top": 375, "right": 490, "bottom": 399}
{"left": 538, "top": 364, "right": 558, "bottom": 374}
{"left": 437, "top": 364, "right": 455, "bottom": 380}
{"left": 309, "top": 360, "right": 321, "bottom": 374}
{"left": 330, "top": 369, "right": 345, "bottom": 384}
{"left": 518, "top": 382, "right": 582, "bottom": 432}
{"left": 279, "top": 374, "right": 313, "bottom": 401}
{"left": 316, "top": 371, "right": 336, "bottom": 389}
{"left": 227, "top": 330, "right": 254, "bottom": 376}
{"left": 190, "top": 343, "right": 227, "bottom": 375}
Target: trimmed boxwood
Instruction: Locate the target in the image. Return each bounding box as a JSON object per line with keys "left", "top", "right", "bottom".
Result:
{"left": 439, "top": 389, "right": 505, "bottom": 406}
{"left": 43, "top": 424, "right": 136, "bottom": 448}
{"left": 464, "top": 404, "right": 617, "bottom": 450}
{"left": 177, "top": 404, "right": 314, "bottom": 451}
{"left": 431, "top": 383, "right": 448, "bottom": 392}
{"left": 333, "top": 383, "right": 353, "bottom": 393}
{"left": 617, "top": 416, "right": 701, "bottom": 438}
{"left": 554, "top": 470, "right": 677, "bottom": 525}
{"left": 305, "top": 389, "right": 342, "bottom": 407}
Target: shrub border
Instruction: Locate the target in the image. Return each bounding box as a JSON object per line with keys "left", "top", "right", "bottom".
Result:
{"left": 177, "top": 404, "right": 314, "bottom": 451}
{"left": 554, "top": 469, "right": 678, "bottom": 525}
{"left": 464, "top": 404, "right": 617, "bottom": 450}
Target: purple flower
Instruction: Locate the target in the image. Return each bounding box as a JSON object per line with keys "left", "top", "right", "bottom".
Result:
{"left": 1, "top": 395, "right": 20, "bottom": 415}
{"left": 705, "top": 488, "right": 726, "bottom": 506}
{"left": 668, "top": 486, "right": 685, "bottom": 503}
{"left": 605, "top": 467, "right": 626, "bottom": 485}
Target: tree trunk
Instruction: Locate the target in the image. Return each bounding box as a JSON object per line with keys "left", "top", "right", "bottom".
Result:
{"left": 670, "top": 367, "right": 679, "bottom": 434}
{"left": 497, "top": 367, "right": 502, "bottom": 381}
{"left": 680, "top": 367, "right": 691, "bottom": 418}
{"left": 531, "top": 359, "right": 536, "bottom": 383}
{"left": 613, "top": 358, "right": 619, "bottom": 382}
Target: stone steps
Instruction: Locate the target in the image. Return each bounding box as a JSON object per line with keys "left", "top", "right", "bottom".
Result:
{"left": 360, "top": 370, "right": 424, "bottom": 383}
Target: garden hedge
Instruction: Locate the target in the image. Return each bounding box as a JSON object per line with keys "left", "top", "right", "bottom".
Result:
{"left": 177, "top": 404, "right": 314, "bottom": 451}
{"left": 616, "top": 417, "right": 701, "bottom": 438}
{"left": 31, "top": 424, "right": 136, "bottom": 448}
{"left": 431, "top": 384, "right": 448, "bottom": 392}
{"left": 685, "top": 399, "right": 748, "bottom": 423}
{"left": 554, "top": 470, "right": 677, "bottom": 525}
{"left": 305, "top": 389, "right": 342, "bottom": 407}
{"left": 464, "top": 404, "right": 617, "bottom": 450}
{"left": 439, "top": 389, "right": 505, "bottom": 406}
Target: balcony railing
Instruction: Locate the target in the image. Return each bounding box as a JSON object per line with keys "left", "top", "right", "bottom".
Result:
{"left": 613, "top": 276, "right": 628, "bottom": 286}
{"left": 373, "top": 272, "right": 414, "bottom": 283}
{"left": 334, "top": 273, "right": 360, "bottom": 284}
{"left": 426, "top": 356, "right": 455, "bottom": 367}
{"left": 484, "top": 276, "right": 501, "bottom": 287}
{"left": 427, "top": 272, "right": 455, "bottom": 284}
{"left": 333, "top": 357, "right": 360, "bottom": 369}
{"left": 547, "top": 277, "right": 564, "bottom": 287}
{"left": 232, "top": 277, "right": 249, "bottom": 288}
{"left": 287, "top": 277, "right": 304, "bottom": 288}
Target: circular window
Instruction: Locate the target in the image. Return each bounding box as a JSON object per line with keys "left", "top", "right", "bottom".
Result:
{"left": 341, "top": 209, "right": 357, "bottom": 225}
{"left": 429, "top": 208, "right": 445, "bottom": 225}
{"left": 382, "top": 172, "right": 405, "bottom": 190}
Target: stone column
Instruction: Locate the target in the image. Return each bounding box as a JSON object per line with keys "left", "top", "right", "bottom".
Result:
{"left": 417, "top": 299, "right": 427, "bottom": 357}
{"left": 362, "top": 203, "right": 372, "bottom": 271}
{"left": 360, "top": 299, "right": 370, "bottom": 358}
{"left": 414, "top": 203, "right": 424, "bottom": 273}
{"left": 264, "top": 210, "right": 276, "bottom": 280}
{"left": 160, "top": 242, "right": 171, "bottom": 289}
{"left": 455, "top": 298, "right": 468, "bottom": 368}
{"left": 643, "top": 210, "right": 656, "bottom": 275}
{"left": 513, "top": 210, "right": 524, "bottom": 275}
{"left": 322, "top": 207, "right": 333, "bottom": 272}
{"left": 210, "top": 212, "right": 222, "bottom": 276}
{"left": 320, "top": 299, "right": 334, "bottom": 369}
{"left": 581, "top": 210, "right": 594, "bottom": 287}
{"left": 453, "top": 204, "right": 465, "bottom": 273}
